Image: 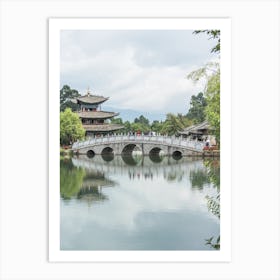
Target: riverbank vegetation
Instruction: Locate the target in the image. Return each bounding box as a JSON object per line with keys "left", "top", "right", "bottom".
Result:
{"left": 187, "top": 30, "right": 220, "bottom": 144}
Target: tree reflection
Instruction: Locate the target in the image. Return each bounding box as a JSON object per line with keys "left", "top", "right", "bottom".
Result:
{"left": 60, "top": 158, "right": 85, "bottom": 199}
{"left": 204, "top": 159, "right": 220, "bottom": 250}
{"left": 189, "top": 169, "right": 210, "bottom": 190}
{"left": 60, "top": 160, "right": 115, "bottom": 205}
{"left": 163, "top": 170, "right": 184, "bottom": 182}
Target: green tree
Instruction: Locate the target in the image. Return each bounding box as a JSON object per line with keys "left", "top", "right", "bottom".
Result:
{"left": 151, "top": 120, "right": 164, "bottom": 133}
{"left": 123, "top": 121, "right": 132, "bottom": 133}
{"left": 205, "top": 70, "right": 220, "bottom": 143}
{"left": 187, "top": 92, "right": 207, "bottom": 124}
{"left": 187, "top": 63, "right": 220, "bottom": 144}
{"left": 204, "top": 159, "right": 220, "bottom": 250}
{"left": 187, "top": 30, "right": 221, "bottom": 144}
{"left": 110, "top": 117, "right": 123, "bottom": 125}
{"left": 131, "top": 115, "right": 150, "bottom": 133}
{"left": 131, "top": 122, "right": 149, "bottom": 133}
{"left": 60, "top": 108, "right": 85, "bottom": 145}
{"left": 60, "top": 85, "right": 80, "bottom": 112}
{"left": 161, "top": 113, "right": 190, "bottom": 136}
{"left": 111, "top": 117, "right": 131, "bottom": 133}
{"left": 134, "top": 115, "right": 150, "bottom": 126}
{"left": 193, "top": 30, "right": 220, "bottom": 54}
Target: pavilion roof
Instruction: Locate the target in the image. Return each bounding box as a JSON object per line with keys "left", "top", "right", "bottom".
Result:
{"left": 82, "top": 124, "right": 124, "bottom": 132}
{"left": 179, "top": 120, "right": 212, "bottom": 135}
{"left": 77, "top": 111, "right": 119, "bottom": 119}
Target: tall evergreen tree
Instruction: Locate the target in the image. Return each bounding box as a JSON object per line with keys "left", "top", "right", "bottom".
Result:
{"left": 60, "top": 85, "right": 81, "bottom": 112}
{"left": 187, "top": 92, "right": 207, "bottom": 124}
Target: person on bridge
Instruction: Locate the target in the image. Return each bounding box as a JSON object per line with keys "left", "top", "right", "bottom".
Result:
{"left": 205, "top": 138, "right": 210, "bottom": 147}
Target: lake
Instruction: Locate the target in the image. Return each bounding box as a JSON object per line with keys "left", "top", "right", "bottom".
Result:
{"left": 60, "top": 154, "right": 220, "bottom": 250}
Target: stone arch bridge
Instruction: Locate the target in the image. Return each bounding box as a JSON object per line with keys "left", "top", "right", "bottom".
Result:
{"left": 72, "top": 135, "right": 204, "bottom": 157}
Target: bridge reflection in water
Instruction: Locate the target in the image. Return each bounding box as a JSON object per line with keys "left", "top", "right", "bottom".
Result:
{"left": 60, "top": 154, "right": 220, "bottom": 250}
{"left": 63, "top": 154, "right": 208, "bottom": 208}
{"left": 71, "top": 154, "right": 205, "bottom": 184}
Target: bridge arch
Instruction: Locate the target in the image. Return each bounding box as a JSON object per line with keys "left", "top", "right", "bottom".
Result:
{"left": 101, "top": 147, "right": 114, "bottom": 155}
{"left": 172, "top": 150, "right": 183, "bottom": 160}
{"left": 121, "top": 154, "right": 141, "bottom": 166}
{"left": 121, "top": 144, "right": 142, "bottom": 155}
{"left": 86, "top": 149, "right": 95, "bottom": 158}
{"left": 149, "top": 153, "right": 163, "bottom": 163}
{"left": 148, "top": 147, "right": 164, "bottom": 163}
{"left": 101, "top": 147, "right": 114, "bottom": 162}
{"left": 149, "top": 147, "right": 162, "bottom": 155}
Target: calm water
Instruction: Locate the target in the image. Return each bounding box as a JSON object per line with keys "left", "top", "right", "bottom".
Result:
{"left": 60, "top": 154, "right": 220, "bottom": 250}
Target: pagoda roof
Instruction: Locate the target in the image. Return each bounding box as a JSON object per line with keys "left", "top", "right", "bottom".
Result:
{"left": 83, "top": 124, "right": 124, "bottom": 132}
{"left": 72, "top": 94, "right": 109, "bottom": 105}
{"left": 77, "top": 111, "right": 119, "bottom": 119}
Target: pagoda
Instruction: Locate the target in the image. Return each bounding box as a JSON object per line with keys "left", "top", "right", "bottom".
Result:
{"left": 71, "top": 88, "right": 124, "bottom": 137}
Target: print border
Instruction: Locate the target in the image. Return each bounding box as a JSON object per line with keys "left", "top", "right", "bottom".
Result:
{"left": 49, "top": 17, "right": 231, "bottom": 262}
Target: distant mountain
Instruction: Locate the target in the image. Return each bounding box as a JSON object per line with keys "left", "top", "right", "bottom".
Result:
{"left": 102, "top": 106, "right": 166, "bottom": 122}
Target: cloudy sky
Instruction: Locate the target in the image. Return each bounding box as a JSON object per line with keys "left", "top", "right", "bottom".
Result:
{"left": 60, "top": 30, "right": 218, "bottom": 120}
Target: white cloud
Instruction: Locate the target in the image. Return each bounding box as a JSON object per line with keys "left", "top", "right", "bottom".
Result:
{"left": 60, "top": 30, "right": 218, "bottom": 115}
{"left": 61, "top": 46, "right": 204, "bottom": 112}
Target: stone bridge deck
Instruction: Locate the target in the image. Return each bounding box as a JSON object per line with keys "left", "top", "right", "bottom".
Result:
{"left": 72, "top": 135, "right": 205, "bottom": 157}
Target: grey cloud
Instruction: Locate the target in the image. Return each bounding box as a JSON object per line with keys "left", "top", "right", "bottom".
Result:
{"left": 60, "top": 29, "right": 218, "bottom": 114}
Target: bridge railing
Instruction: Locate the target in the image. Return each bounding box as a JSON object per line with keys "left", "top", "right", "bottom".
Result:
{"left": 72, "top": 134, "right": 205, "bottom": 151}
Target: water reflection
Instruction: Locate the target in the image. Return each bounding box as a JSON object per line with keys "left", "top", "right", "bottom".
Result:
{"left": 60, "top": 158, "right": 85, "bottom": 199}
{"left": 190, "top": 169, "right": 210, "bottom": 190}
{"left": 101, "top": 153, "right": 114, "bottom": 162}
{"left": 60, "top": 155, "right": 220, "bottom": 250}
{"left": 121, "top": 153, "right": 142, "bottom": 166}
{"left": 149, "top": 153, "right": 164, "bottom": 163}
{"left": 60, "top": 159, "right": 117, "bottom": 204}
{"left": 204, "top": 159, "right": 220, "bottom": 249}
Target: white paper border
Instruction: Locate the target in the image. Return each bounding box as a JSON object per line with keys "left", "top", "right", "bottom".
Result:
{"left": 49, "top": 18, "right": 231, "bottom": 262}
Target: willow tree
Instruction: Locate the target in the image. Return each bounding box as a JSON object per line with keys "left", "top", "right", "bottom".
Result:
{"left": 193, "top": 30, "right": 220, "bottom": 54}
{"left": 204, "top": 159, "right": 220, "bottom": 249}
{"left": 187, "top": 62, "right": 220, "bottom": 144}
{"left": 187, "top": 30, "right": 221, "bottom": 144}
